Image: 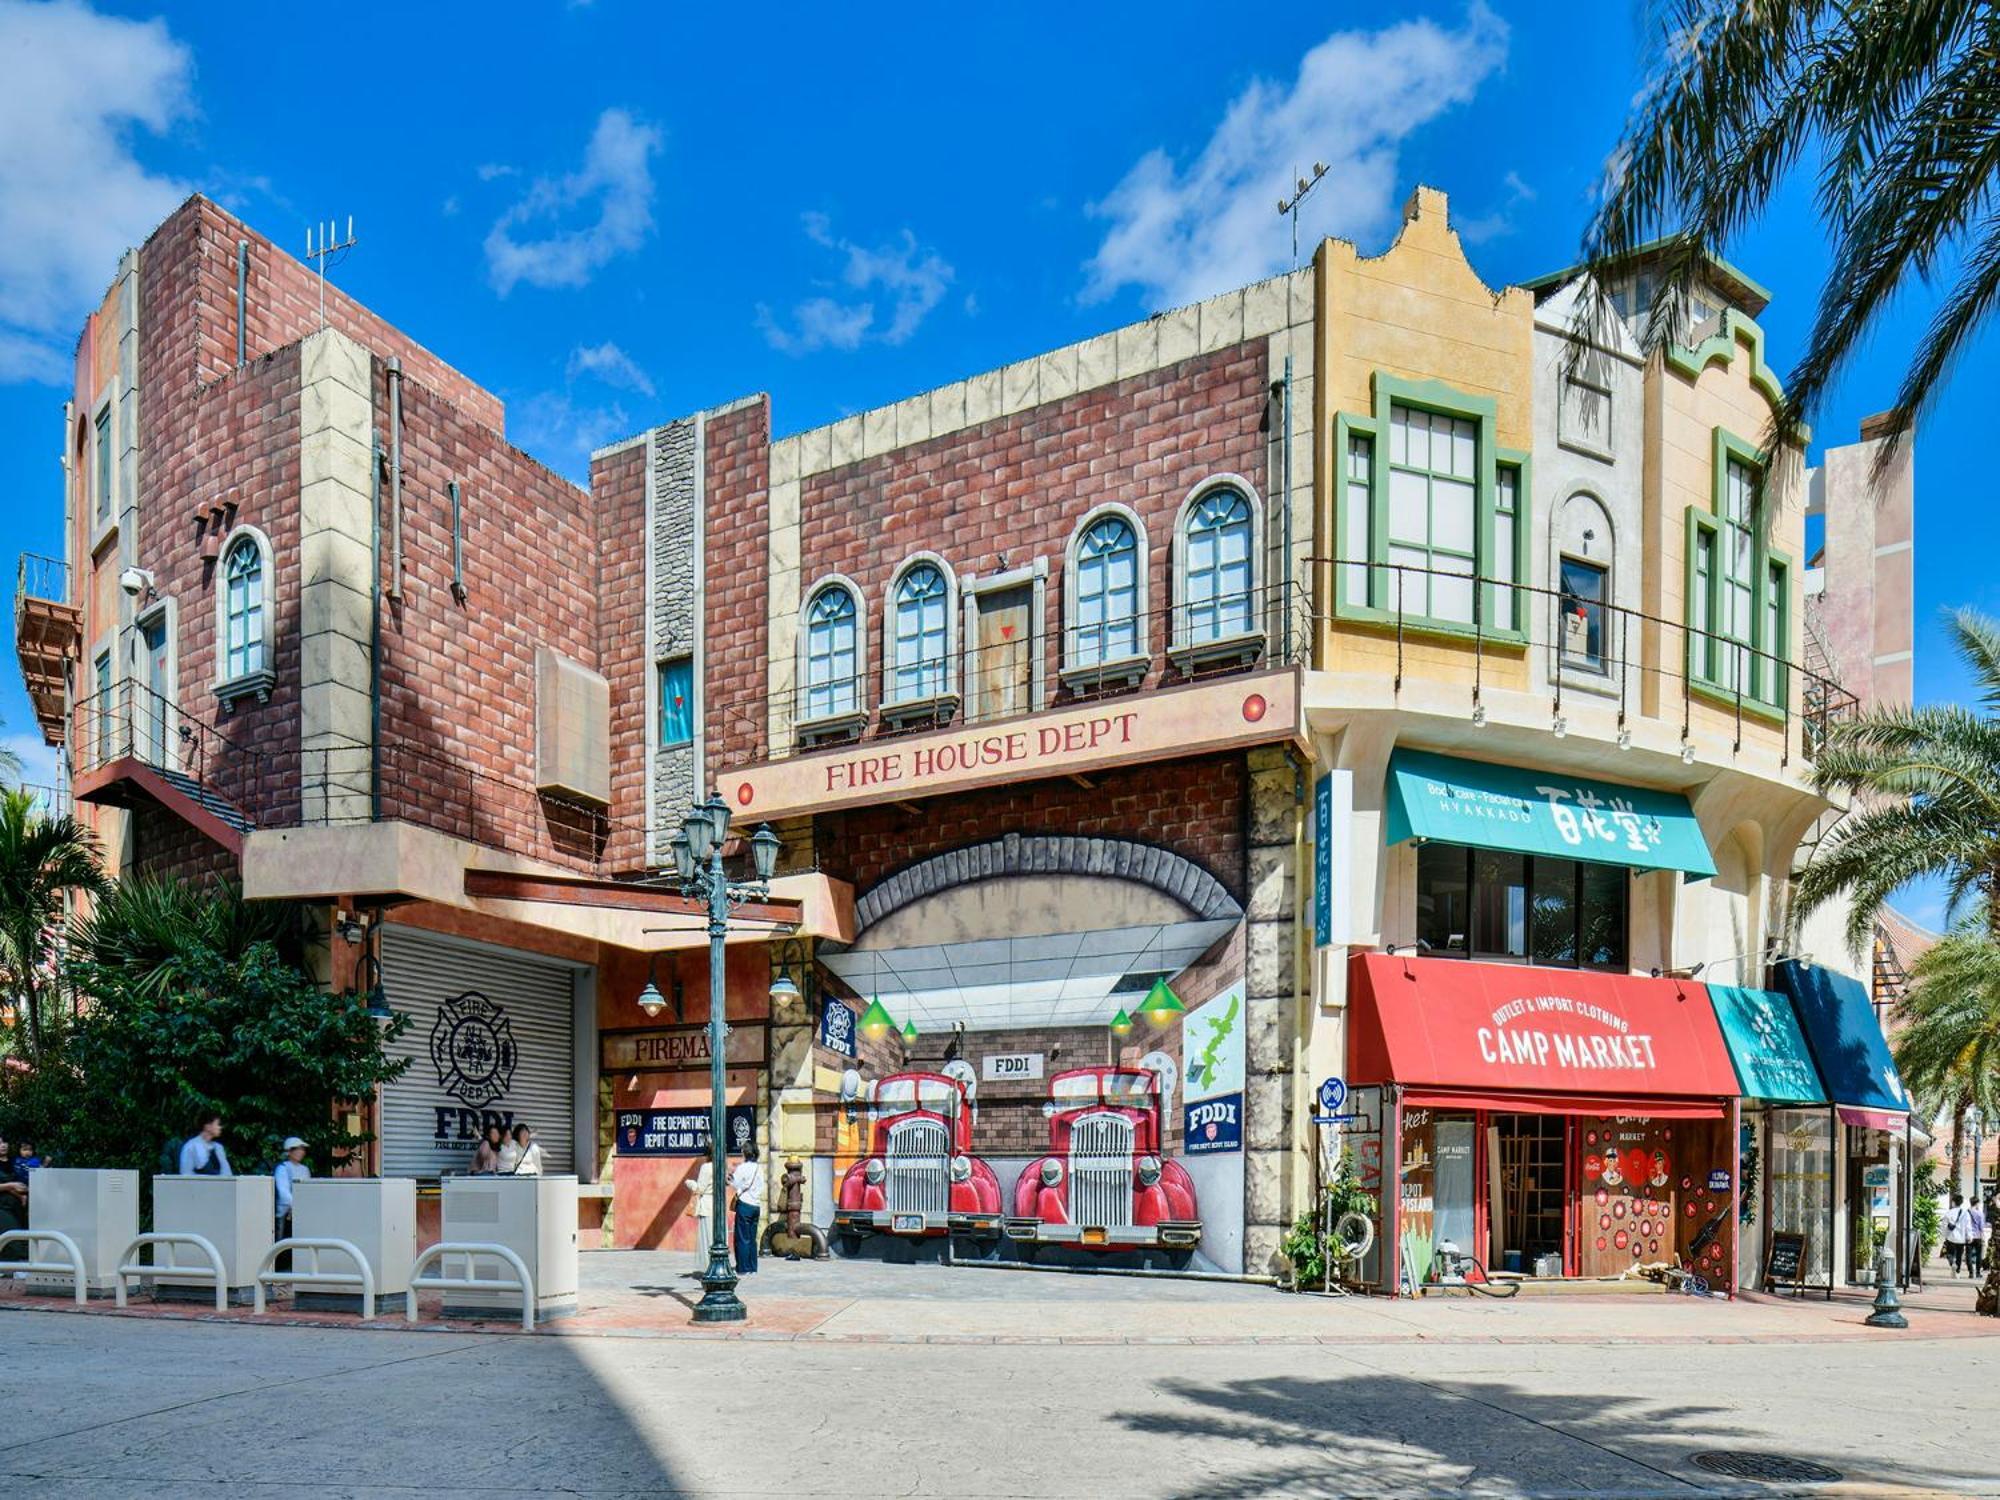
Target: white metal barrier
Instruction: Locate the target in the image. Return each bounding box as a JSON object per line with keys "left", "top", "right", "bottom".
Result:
{"left": 407, "top": 1241, "right": 536, "bottom": 1333}
{"left": 0, "top": 1229, "right": 87, "bottom": 1305}
{"left": 253, "top": 1237, "right": 376, "bottom": 1320}
{"left": 113, "top": 1231, "right": 227, "bottom": 1312}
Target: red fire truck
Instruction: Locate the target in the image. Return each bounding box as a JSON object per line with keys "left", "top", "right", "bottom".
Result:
{"left": 834, "top": 1071, "right": 1003, "bottom": 1247}
{"left": 1005, "top": 1065, "right": 1200, "bottom": 1263}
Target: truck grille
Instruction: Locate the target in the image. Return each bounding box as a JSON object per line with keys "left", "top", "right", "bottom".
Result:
{"left": 1070, "top": 1113, "right": 1134, "bottom": 1229}
{"left": 886, "top": 1117, "right": 950, "bottom": 1218}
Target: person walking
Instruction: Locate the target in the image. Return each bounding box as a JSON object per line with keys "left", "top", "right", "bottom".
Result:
{"left": 1969, "top": 1193, "right": 1989, "bottom": 1278}
{"left": 499, "top": 1123, "right": 543, "bottom": 1176}
{"left": 272, "top": 1137, "right": 311, "bottom": 1241}
{"left": 730, "top": 1143, "right": 764, "bottom": 1275}
{"left": 1945, "top": 1193, "right": 1972, "bottom": 1275}
{"left": 469, "top": 1123, "right": 504, "bottom": 1175}
{"left": 177, "top": 1113, "right": 232, "bottom": 1176}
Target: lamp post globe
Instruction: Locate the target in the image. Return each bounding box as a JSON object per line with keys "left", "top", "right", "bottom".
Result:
{"left": 750, "top": 822, "right": 781, "bottom": 883}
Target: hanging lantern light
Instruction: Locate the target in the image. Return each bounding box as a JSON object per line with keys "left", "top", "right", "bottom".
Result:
{"left": 636, "top": 954, "right": 667, "bottom": 1019}
{"left": 900, "top": 1017, "right": 919, "bottom": 1044}
{"left": 1137, "top": 977, "right": 1186, "bottom": 1026}
{"left": 859, "top": 997, "right": 897, "bottom": 1039}
{"left": 1109, "top": 1008, "right": 1134, "bottom": 1036}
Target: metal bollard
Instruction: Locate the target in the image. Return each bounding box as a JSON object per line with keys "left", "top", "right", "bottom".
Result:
{"left": 1864, "top": 1248, "right": 1908, "bottom": 1328}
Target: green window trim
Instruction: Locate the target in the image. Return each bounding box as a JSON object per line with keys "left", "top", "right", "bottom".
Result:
{"left": 1682, "top": 428, "right": 1791, "bottom": 719}
{"left": 1332, "top": 373, "right": 1531, "bottom": 644}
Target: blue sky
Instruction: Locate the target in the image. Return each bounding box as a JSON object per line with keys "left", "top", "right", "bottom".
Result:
{"left": 0, "top": 0, "right": 1987, "bottom": 925}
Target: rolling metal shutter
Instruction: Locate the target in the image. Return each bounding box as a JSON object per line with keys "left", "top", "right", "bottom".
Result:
{"left": 379, "top": 927, "right": 577, "bottom": 1177}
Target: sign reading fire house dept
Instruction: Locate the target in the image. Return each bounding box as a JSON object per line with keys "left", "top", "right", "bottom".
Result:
{"left": 726, "top": 668, "right": 1302, "bottom": 821}
{"left": 601, "top": 1024, "right": 768, "bottom": 1073}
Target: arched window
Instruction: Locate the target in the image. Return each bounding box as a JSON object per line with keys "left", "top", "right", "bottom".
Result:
{"left": 214, "top": 524, "right": 275, "bottom": 700}
{"left": 803, "top": 582, "right": 860, "bottom": 721}
{"left": 1072, "top": 513, "right": 1141, "bottom": 667}
{"left": 223, "top": 536, "right": 265, "bottom": 678}
{"left": 1556, "top": 491, "right": 1615, "bottom": 677}
{"left": 890, "top": 561, "right": 951, "bottom": 703}
{"left": 1181, "top": 487, "right": 1254, "bottom": 643}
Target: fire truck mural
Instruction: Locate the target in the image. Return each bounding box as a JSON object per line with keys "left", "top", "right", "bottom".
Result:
{"left": 833, "top": 1063, "right": 1004, "bottom": 1247}
{"left": 1004, "top": 1060, "right": 1202, "bottom": 1266}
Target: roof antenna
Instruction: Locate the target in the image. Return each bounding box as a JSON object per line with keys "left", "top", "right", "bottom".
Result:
{"left": 1277, "top": 162, "right": 1330, "bottom": 269}
{"left": 306, "top": 216, "right": 359, "bottom": 329}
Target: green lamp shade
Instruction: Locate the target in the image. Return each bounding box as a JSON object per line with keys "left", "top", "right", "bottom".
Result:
{"left": 900, "top": 1018, "right": 920, "bottom": 1043}
{"left": 1109, "top": 1008, "right": 1134, "bottom": 1036}
{"left": 860, "top": 997, "right": 897, "bottom": 1037}
{"left": 1137, "top": 977, "right": 1185, "bottom": 1025}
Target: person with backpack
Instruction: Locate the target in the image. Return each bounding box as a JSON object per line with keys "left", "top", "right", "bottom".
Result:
{"left": 1944, "top": 1192, "right": 1972, "bottom": 1275}
{"left": 176, "top": 1112, "right": 232, "bottom": 1176}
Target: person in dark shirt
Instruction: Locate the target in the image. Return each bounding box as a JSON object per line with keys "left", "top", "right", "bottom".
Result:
{"left": 0, "top": 1136, "right": 27, "bottom": 1262}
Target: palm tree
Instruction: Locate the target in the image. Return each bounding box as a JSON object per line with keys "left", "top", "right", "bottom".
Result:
{"left": 0, "top": 788, "right": 108, "bottom": 1056}
{"left": 1583, "top": 1, "right": 2000, "bottom": 451}
{"left": 1894, "top": 922, "right": 2000, "bottom": 1191}
{"left": 1793, "top": 609, "right": 2000, "bottom": 955}
{"left": 70, "top": 875, "right": 313, "bottom": 998}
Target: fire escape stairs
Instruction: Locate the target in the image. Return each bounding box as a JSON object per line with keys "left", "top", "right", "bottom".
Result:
{"left": 77, "top": 754, "right": 256, "bottom": 857}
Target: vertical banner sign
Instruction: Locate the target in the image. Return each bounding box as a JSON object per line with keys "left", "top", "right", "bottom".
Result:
{"left": 1313, "top": 769, "right": 1351, "bottom": 949}
{"left": 818, "top": 996, "right": 858, "bottom": 1057}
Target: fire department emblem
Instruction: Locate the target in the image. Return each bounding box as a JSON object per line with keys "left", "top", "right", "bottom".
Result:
{"left": 430, "top": 991, "right": 517, "bottom": 1108}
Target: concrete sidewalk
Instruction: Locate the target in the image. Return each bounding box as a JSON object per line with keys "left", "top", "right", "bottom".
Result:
{"left": 5, "top": 1249, "right": 1994, "bottom": 1345}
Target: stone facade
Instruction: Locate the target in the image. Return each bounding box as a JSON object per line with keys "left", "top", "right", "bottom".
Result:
{"left": 649, "top": 416, "right": 700, "bottom": 844}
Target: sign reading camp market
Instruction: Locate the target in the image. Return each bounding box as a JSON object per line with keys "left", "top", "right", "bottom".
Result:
{"left": 615, "top": 1106, "right": 758, "bottom": 1157}
{"left": 601, "top": 1023, "right": 768, "bottom": 1073}
{"left": 1477, "top": 994, "right": 1660, "bottom": 1074}
{"left": 430, "top": 992, "right": 518, "bottom": 1108}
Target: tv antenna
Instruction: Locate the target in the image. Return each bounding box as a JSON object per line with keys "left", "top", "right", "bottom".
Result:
{"left": 1277, "top": 162, "right": 1330, "bottom": 269}
{"left": 306, "top": 217, "right": 359, "bottom": 328}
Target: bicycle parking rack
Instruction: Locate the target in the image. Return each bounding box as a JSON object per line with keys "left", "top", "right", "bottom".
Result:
{"left": 407, "top": 1241, "right": 535, "bottom": 1333}
{"left": 113, "top": 1231, "right": 227, "bottom": 1311}
{"left": 0, "top": 1228, "right": 87, "bottom": 1305}
{"left": 253, "top": 1237, "right": 375, "bottom": 1319}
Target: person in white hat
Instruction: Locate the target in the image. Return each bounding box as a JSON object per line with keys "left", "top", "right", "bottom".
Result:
{"left": 273, "top": 1137, "right": 311, "bottom": 1241}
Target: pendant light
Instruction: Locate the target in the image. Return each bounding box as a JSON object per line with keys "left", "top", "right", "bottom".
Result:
{"left": 1137, "top": 976, "right": 1186, "bottom": 1026}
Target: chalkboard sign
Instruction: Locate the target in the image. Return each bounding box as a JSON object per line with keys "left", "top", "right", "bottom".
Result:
{"left": 1765, "top": 1231, "right": 1807, "bottom": 1289}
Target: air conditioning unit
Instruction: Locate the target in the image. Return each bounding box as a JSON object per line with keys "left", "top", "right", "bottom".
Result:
{"left": 440, "top": 1174, "right": 578, "bottom": 1318}
{"left": 26, "top": 1169, "right": 138, "bottom": 1296}
{"left": 292, "top": 1177, "right": 417, "bottom": 1307}
{"left": 153, "top": 1174, "right": 274, "bottom": 1301}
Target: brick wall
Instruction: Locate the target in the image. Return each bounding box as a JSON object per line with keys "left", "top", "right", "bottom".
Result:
{"left": 771, "top": 344, "right": 1270, "bottom": 735}
{"left": 826, "top": 752, "right": 1248, "bottom": 901}
{"left": 130, "top": 802, "right": 238, "bottom": 884}
{"left": 703, "top": 400, "right": 770, "bottom": 773}
{"left": 593, "top": 441, "right": 648, "bottom": 869}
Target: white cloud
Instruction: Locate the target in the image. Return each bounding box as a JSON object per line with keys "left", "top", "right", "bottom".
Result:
{"left": 565, "top": 340, "right": 653, "bottom": 397}
{"left": 1082, "top": 4, "right": 1508, "bottom": 309}
{"left": 1, "top": 730, "right": 60, "bottom": 792}
{"left": 511, "top": 391, "right": 631, "bottom": 485}
{"left": 484, "top": 109, "right": 661, "bottom": 295}
{"left": 1456, "top": 169, "right": 1535, "bottom": 245}
{"left": 757, "top": 213, "right": 954, "bottom": 355}
{"left": 0, "top": 0, "right": 193, "bottom": 385}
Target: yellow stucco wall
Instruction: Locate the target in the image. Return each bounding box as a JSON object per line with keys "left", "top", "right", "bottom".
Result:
{"left": 1313, "top": 186, "right": 1536, "bottom": 691}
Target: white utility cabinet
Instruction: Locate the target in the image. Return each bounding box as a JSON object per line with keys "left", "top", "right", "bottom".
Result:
{"left": 153, "top": 1173, "right": 274, "bottom": 1297}
{"left": 27, "top": 1168, "right": 138, "bottom": 1295}
{"left": 440, "top": 1174, "right": 578, "bottom": 1317}
{"left": 291, "top": 1177, "right": 416, "bottom": 1299}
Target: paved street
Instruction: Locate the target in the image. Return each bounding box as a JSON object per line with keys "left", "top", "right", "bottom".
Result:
{"left": 2, "top": 1266, "right": 1997, "bottom": 1497}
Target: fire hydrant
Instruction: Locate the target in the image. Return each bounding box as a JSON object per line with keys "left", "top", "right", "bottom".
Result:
{"left": 1864, "top": 1249, "right": 1907, "bottom": 1329}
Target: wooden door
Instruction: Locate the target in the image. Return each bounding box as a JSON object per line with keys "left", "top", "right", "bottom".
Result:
{"left": 970, "top": 584, "right": 1033, "bottom": 720}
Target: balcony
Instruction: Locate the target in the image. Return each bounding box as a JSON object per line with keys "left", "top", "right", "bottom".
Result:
{"left": 14, "top": 553, "right": 80, "bottom": 746}
{"left": 1316, "top": 559, "right": 1857, "bottom": 770}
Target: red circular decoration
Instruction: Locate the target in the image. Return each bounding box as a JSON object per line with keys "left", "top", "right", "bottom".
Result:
{"left": 735, "top": 782, "right": 754, "bottom": 806}
{"left": 1587, "top": 1131, "right": 1598, "bottom": 1145}
{"left": 1595, "top": 1189, "right": 1609, "bottom": 1206}
{"left": 1648, "top": 1240, "right": 1659, "bottom": 1255}
{"left": 1631, "top": 1244, "right": 1644, "bottom": 1259}
{"left": 1585, "top": 1154, "right": 1605, "bottom": 1179}
{"left": 1596, "top": 1237, "right": 1607, "bottom": 1251}
{"left": 1614, "top": 1229, "right": 1629, "bottom": 1250}
{"left": 1241, "top": 693, "right": 1268, "bottom": 723}
{"left": 1612, "top": 1200, "right": 1627, "bottom": 1219}
{"left": 1664, "top": 1128, "right": 1674, "bottom": 1139}
{"left": 1599, "top": 1214, "right": 1611, "bottom": 1230}
{"left": 1680, "top": 1175, "right": 1692, "bottom": 1190}
{"left": 1686, "top": 1203, "right": 1698, "bottom": 1217}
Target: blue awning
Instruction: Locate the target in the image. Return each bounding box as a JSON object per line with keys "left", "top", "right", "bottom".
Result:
{"left": 1772, "top": 960, "right": 1909, "bottom": 1120}
{"left": 1383, "top": 748, "right": 1718, "bottom": 878}
{"left": 1706, "top": 985, "right": 1827, "bottom": 1105}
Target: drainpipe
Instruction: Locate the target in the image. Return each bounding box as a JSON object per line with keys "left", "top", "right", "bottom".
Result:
{"left": 387, "top": 358, "right": 404, "bottom": 600}
{"left": 1281, "top": 354, "right": 1295, "bottom": 650}
{"left": 235, "top": 241, "right": 249, "bottom": 368}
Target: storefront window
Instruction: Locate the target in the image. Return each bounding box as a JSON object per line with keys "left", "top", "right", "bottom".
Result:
{"left": 1417, "top": 842, "right": 1629, "bottom": 970}
{"left": 1767, "top": 1109, "right": 1833, "bottom": 1288}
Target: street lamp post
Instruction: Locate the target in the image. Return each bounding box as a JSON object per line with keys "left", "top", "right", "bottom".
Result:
{"left": 665, "top": 791, "right": 781, "bottom": 1325}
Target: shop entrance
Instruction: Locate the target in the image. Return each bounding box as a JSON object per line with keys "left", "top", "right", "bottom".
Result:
{"left": 1490, "top": 1114, "right": 1566, "bottom": 1275}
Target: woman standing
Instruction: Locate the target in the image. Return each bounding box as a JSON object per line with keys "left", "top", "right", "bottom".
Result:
{"left": 499, "top": 1123, "right": 544, "bottom": 1176}
{"left": 469, "top": 1123, "right": 504, "bottom": 1175}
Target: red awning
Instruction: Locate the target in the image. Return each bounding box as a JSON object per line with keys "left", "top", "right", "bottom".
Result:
{"left": 1348, "top": 954, "right": 1739, "bottom": 1112}
{"left": 1837, "top": 1105, "right": 1906, "bottom": 1132}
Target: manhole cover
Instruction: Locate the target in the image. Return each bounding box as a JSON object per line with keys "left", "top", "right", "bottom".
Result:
{"left": 1691, "top": 1452, "right": 1844, "bottom": 1484}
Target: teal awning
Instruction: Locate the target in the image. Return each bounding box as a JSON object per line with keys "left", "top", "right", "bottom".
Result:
{"left": 1384, "top": 749, "right": 1718, "bottom": 878}
{"left": 1706, "top": 985, "right": 1827, "bottom": 1104}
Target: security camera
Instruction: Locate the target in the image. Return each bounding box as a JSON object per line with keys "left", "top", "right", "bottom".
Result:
{"left": 118, "top": 566, "right": 155, "bottom": 598}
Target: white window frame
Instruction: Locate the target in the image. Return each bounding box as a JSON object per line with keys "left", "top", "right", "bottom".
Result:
{"left": 131, "top": 596, "right": 181, "bottom": 771}
{"left": 796, "top": 573, "right": 869, "bottom": 735}
{"left": 1061, "top": 504, "right": 1149, "bottom": 689}
{"left": 882, "top": 552, "right": 959, "bottom": 716}
{"left": 1169, "top": 473, "right": 1265, "bottom": 668}
{"left": 1552, "top": 489, "right": 1617, "bottom": 692}
{"left": 215, "top": 523, "right": 276, "bottom": 704}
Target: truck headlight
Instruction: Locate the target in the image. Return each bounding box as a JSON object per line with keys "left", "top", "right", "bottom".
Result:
{"left": 950, "top": 1155, "right": 971, "bottom": 1182}
{"left": 864, "top": 1159, "right": 884, "bottom": 1184}
{"left": 1137, "top": 1155, "right": 1162, "bottom": 1186}
{"left": 1039, "top": 1159, "right": 1063, "bottom": 1186}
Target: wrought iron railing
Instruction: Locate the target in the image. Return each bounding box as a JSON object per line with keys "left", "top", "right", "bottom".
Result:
{"left": 749, "top": 579, "right": 1314, "bottom": 754}
{"left": 15, "top": 552, "right": 69, "bottom": 611}
{"left": 1318, "top": 559, "right": 1857, "bottom": 765}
